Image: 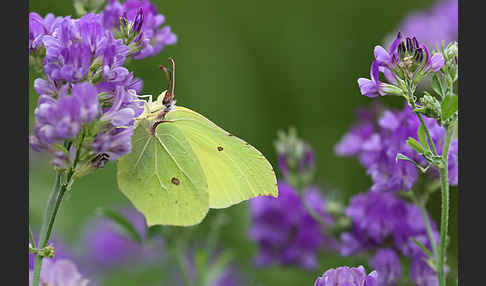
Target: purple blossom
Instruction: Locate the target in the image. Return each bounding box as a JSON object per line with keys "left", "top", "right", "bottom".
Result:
{"left": 314, "top": 266, "right": 378, "bottom": 286}
{"left": 335, "top": 104, "right": 458, "bottom": 192}
{"left": 370, "top": 248, "right": 402, "bottom": 286}
{"left": 393, "top": 203, "right": 439, "bottom": 258}
{"left": 248, "top": 181, "right": 326, "bottom": 270}
{"left": 357, "top": 61, "right": 387, "bottom": 98}
{"left": 101, "top": 0, "right": 177, "bottom": 59}
{"left": 342, "top": 190, "right": 439, "bottom": 264}
{"left": 76, "top": 13, "right": 107, "bottom": 57}
{"left": 32, "top": 82, "right": 99, "bottom": 146}
{"left": 29, "top": 12, "right": 47, "bottom": 52}
{"left": 386, "top": 0, "right": 457, "bottom": 49}
{"left": 80, "top": 208, "right": 165, "bottom": 272}
{"left": 345, "top": 192, "right": 406, "bottom": 247}
{"left": 29, "top": 259, "right": 89, "bottom": 286}
{"left": 409, "top": 256, "right": 439, "bottom": 286}
{"left": 91, "top": 127, "right": 134, "bottom": 160}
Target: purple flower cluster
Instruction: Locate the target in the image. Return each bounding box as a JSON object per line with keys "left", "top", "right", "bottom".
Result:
{"left": 314, "top": 266, "right": 378, "bottom": 286}
{"left": 335, "top": 104, "right": 458, "bottom": 192}
{"left": 386, "top": 0, "right": 457, "bottom": 49}
{"left": 29, "top": 2, "right": 176, "bottom": 168}
{"left": 29, "top": 259, "right": 89, "bottom": 286}
{"left": 80, "top": 208, "right": 165, "bottom": 271}
{"left": 101, "top": 0, "right": 177, "bottom": 59}
{"left": 248, "top": 181, "right": 334, "bottom": 270}
{"left": 358, "top": 32, "right": 444, "bottom": 98}
{"left": 370, "top": 248, "right": 402, "bottom": 286}
{"left": 340, "top": 191, "right": 440, "bottom": 286}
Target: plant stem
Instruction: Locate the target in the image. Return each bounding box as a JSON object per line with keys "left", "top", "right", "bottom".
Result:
{"left": 32, "top": 132, "right": 85, "bottom": 286}
{"left": 32, "top": 171, "right": 65, "bottom": 286}
{"left": 413, "top": 192, "right": 439, "bottom": 262}
{"left": 438, "top": 126, "right": 454, "bottom": 286}
{"left": 415, "top": 112, "right": 439, "bottom": 156}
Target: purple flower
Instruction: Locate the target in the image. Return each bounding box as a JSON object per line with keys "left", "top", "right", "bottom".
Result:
{"left": 34, "top": 78, "right": 57, "bottom": 96}
{"left": 370, "top": 248, "right": 402, "bottom": 286}
{"left": 91, "top": 126, "right": 134, "bottom": 160}
{"left": 76, "top": 13, "right": 107, "bottom": 57}
{"left": 101, "top": 0, "right": 177, "bottom": 59}
{"left": 335, "top": 104, "right": 458, "bottom": 192}
{"left": 277, "top": 141, "right": 315, "bottom": 178}
{"left": 393, "top": 203, "right": 439, "bottom": 258}
{"left": 80, "top": 207, "right": 165, "bottom": 272}
{"left": 314, "top": 266, "right": 378, "bottom": 286}
{"left": 409, "top": 256, "right": 439, "bottom": 286}
{"left": 386, "top": 0, "right": 457, "bottom": 49}
{"left": 29, "top": 12, "right": 47, "bottom": 52}
{"left": 29, "top": 259, "right": 89, "bottom": 286}
{"left": 345, "top": 192, "right": 406, "bottom": 246}
{"left": 358, "top": 61, "right": 386, "bottom": 98}
{"left": 248, "top": 181, "right": 325, "bottom": 270}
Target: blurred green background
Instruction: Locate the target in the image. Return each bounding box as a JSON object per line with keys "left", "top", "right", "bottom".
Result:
{"left": 29, "top": 0, "right": 457, "bottom": 285}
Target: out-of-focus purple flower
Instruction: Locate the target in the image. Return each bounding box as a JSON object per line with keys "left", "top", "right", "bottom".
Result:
{"left": 393, "top": 203, "right": 439, "bottom": 258}
{"left": 342, "top": 190, "right": 439, "bottom": 263}
{"left": 29, "top": 259, "right": 89, "bottom": 286}
{"left": 248, "top": 181, "right": 326, "bottom": 270}
{"left": 409, "top": 256, "right": 439, "bottom": 286}
{"left": 370, "top": 248, "right": 402, "bottom": 286}
{"left": 386, "top": 0, "right": 458, "bottom": 49}
{"left": 335, "top": 104, "right": 458, "bottom": 192}
{"left": 345, "top": 192, "right": 406, "bottom": 246}
{"left": 80, "top": 208, "right": 165, "bottom": 272}
{"left": 314, "top": 265, "right": 378, "bottom": 286}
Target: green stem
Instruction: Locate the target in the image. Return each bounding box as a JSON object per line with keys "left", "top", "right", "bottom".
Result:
{"left": 29, "top": 225, "right": 36, "bottom": 248}
{"left": 438, "top": 127, "right": 454, "bottom": 286}
{"left": 32, "top": 171, "right": 65, "bottom": 286}
{"left": 415, "top": 112, "right": 439, "bottom": 156}
{"left": 412, "top": 191, "right": 439, "bottom": 262}
{"left": 32, "top": 132, "right": 85, "bottom": 286}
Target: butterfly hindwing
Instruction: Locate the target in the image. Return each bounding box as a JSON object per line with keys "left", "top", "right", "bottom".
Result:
{"left": 165, "top": 106, "right": 278, "bottom": 208}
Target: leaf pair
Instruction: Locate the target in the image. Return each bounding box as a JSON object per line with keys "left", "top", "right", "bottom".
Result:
{"left": 117, "top": 105, "right": 278, "bottom": 226}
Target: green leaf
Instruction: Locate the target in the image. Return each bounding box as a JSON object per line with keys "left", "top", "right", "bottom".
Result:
{"left": 431, "top": 74, "right": 444, "bottom": 97}
{"left": 417, "top": 125, "right": 431, "bottom": 152}
{"left": 396, "top": 153, "right": 431, "bottom": 173}
{"left": 411, "top": 237, "right": 433, "bottom": 258}
{"left": 96, "top": 208, "right": 143, "bottom": 244}
{"left": 406, "top": 137, "right": 425, "bottom": 154}
{"left": 441, "top": 94, "right": 458, "bottom": 121}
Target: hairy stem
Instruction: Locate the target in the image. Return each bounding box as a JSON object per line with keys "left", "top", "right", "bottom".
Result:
{"left": 438, "top": 126, "right": 454, "bottom": 286}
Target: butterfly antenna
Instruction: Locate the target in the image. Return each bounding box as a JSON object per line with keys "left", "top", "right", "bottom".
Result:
{"left": 168, "top": 57, "right": 175, "bottom": 97}
{"left": 159, "top": 64, "right": 171, "bottom": 94}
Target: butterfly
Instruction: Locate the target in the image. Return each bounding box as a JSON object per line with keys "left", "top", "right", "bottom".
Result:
{"left": 117, "top": 59, "right": 278, "bottom": 226}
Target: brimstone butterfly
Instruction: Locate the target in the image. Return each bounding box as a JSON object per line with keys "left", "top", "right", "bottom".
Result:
{"left": 117, "top": 59, "right": 278, "bottom": 226}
